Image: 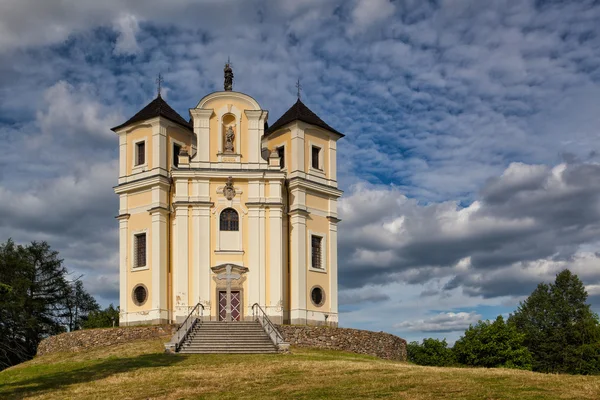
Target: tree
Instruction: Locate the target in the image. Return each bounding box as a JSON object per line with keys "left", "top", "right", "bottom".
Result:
{"left": 0, "top": 239, "right": 100, "bottom": 370}
{"left": 84, "top": 304, "right": 120, "bottom": 329}
{"left": 407, "top": 338, "right": 456, "bottom": 366}
{"left": 509, "top": 269, "right": 600, "bottom": 374}
{"left": 63, "top": 280, "right": 100, "bottom": 331}
{"left": 453, "top": 316, "right": 532, "bottom": 370}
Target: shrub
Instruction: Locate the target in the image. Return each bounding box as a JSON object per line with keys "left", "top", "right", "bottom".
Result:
{"left": 453, "top": 316, "right": 532, "bottom": 370}
{"left": 407, "top": 338, "right": 455, "bottom": 366}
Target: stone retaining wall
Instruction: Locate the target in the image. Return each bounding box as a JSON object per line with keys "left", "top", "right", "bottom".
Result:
{"left": 36, "top": 325, "right": 174, "bottom": 356}
{"left": 277, "top": 325, "right": 407, "bottom": 361}
{"left": 37, "top": 324, "right": 406, "bottom": 361}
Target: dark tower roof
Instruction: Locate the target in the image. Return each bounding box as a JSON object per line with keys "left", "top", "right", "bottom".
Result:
{"left": 265, "top": 99, "right": 344, "bottom": 137}
{"left": 111, "top": 94, "right": 192, "bottom": 132}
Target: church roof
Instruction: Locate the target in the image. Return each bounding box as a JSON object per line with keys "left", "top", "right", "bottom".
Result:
{"left": 111, "top": 94, "right": 192, "bottom": 132}
{"left": 265, "top": 99, "right": 344, "bottom": 137}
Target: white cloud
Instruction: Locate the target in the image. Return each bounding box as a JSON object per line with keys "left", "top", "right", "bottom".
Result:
{"left": 349, "top": 0, "right": 395, "bottom": 34}
{"left": 113, "top": 13, "right": 141, "bottom": 55}
{"left": 394, "top": 311, "right": 482, "bottom": 333}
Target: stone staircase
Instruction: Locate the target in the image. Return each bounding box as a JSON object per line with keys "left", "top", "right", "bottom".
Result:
{"left": 178, "top": 321, "right": 279, "bottom": 354}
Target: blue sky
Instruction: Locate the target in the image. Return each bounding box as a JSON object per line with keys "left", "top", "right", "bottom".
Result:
{"left": 1, "top": 0, "right": 600, "bottom": 344}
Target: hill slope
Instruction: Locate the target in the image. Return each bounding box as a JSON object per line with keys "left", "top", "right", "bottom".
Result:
{"left": 1, "top": 337, "right": 599, "bottom": 399}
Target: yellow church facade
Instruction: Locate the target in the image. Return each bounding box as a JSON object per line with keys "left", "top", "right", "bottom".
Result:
{"left": 112, "top": 67, "right": 343, "bottom": 327}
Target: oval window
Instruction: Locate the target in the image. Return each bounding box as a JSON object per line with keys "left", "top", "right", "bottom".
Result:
{"left": 132, "top": 284, "right": 148, "bottom": 306}
{"left": 310, "top": 286, "right": 325, "bottom": 307}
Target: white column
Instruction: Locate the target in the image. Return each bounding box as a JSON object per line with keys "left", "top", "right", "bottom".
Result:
{"left": 259, "top": 207, "right": 266, "bottom": 306}
{"left": 191, "top": 207, "right": 200, "bottom": 306}
{"left": 190, "top": 109, "right": 213, "bottom": 164}
{"left": 328, "top": 217, "right": 339, "bottom": 326}
{"left": 150, "top": 208, "right": 168, "bottom": 323}
{"left": 328, "top": 139, "right": 337, "bottom": 185}
{"left": 268, "top": 206, "right": 284, "bottom": 323}
{"left": 244, "top": 110, "right": 265, "bottom": 167}
{"left": 289, "top": 211, "right": 307, "bottom": 325}
{"left": 152, "top": 121, "right": 167, "bottom": 170}
{"left": 290, "top": 125, "right": 305, "bottom": 173}
{"left": 174, "top": 206, "right": 189, "bottom": 321}
{"left": 118, "top": 215, "right": 129, "bottom": 325}
{"left": 118, "top": 134, "right": 127, "bottom": 178}
{"left": 198, "top": 205, "right": 211, "bottom": 318}
{"left": 247, "top": 205, "right": 261, "bottom": 315}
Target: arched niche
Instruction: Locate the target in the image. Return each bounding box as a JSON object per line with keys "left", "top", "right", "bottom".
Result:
{"left": 222, "top": 113, "right": 237, "bottom": 154}
{"left": 216, "top": 105, "right": 242, "bottom": 158}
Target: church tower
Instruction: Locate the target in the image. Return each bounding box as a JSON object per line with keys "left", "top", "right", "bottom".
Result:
{"left": 112, "top": 67, "right": 343, "bottom": 327}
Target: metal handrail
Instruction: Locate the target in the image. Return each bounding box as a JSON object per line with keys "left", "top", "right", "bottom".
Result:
{"left": 251, "top": 303, "right": 286, "bottom": 347}
{"left": 173, "top": 302, "right": 204, "bottom": 352}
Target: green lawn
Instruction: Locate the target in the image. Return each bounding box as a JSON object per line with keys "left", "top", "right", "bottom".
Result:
{"left": 1, "top": 337, "right": 599, "bottom": 399}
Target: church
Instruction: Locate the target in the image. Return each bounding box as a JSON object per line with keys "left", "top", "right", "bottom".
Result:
{"left": 112, "top": 64, "right": 343, "bottom": 327}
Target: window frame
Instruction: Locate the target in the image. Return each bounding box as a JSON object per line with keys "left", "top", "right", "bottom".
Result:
{"left": 131, "top": 230, "right": 149, "bottom": 271}
{"left": 134, "top": 140, "right": 146, "bottom": 167}
{"left": 308, "top": 231, "right": 327, "bottom": 272}
{"left": 219, "top": 208, "right": 240, "bottom": 232}
{"left": 311, "top": 145, "right": 320, "bottom": 170}
{"left": 310, "top": 285, "right": 326, "bottom": 307}
{"left": 132, "top": 284, "right": 148, "bottom": 306}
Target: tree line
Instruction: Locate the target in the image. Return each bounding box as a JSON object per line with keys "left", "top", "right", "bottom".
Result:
{"left": 0, "top": 239, "right": 119, "bottom": 371}
{"left": 407, "top": 270, "right": 600, "bottom": 374}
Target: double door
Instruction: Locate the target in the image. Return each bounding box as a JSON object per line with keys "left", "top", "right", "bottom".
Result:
{"left": 218, "top": 290, "right": 241, "bottom": 321}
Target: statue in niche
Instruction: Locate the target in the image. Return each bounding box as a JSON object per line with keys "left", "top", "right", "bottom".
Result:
{"left": 224, "top": 125, "right": 235, "bottom": 153}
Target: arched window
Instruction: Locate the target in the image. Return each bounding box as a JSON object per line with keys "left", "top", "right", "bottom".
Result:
{"left": 220, "top": 208, "right": 239, "bottom": 231}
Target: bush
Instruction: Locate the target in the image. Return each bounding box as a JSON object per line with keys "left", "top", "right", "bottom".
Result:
{"left": 453, "top": 316, "right": 532, "bottom": 370}
{"left": 407, "top": 338, "right": 456, "bottom": 366}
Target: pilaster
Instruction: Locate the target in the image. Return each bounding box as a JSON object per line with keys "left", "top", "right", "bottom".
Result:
{"left": 174, "top": 205, "right": 189, "bottom": 320}
{"left": 268, "top": 206, "right": 284, "bottom": 323}
{"left": 149, "top": 207, "right": 169, "bottom": 323}
{"left": 117, "top": 214, "right": 129, "bottom": 325}
{"left": 152, "top": 120, "right": 168, "bottom": 170}
{"left": 247, "top": 204, "right": 261, "bottom": 314}
{"left": 190, "top": 109, "right": 213, "bottom": 164}
{"left": 289, "top": 210, "right": 308, "bottom": 325}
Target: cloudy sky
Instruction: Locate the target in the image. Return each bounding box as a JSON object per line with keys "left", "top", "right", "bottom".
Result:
{"left": 1, "top": 0, "right": 600, "bottom": 344}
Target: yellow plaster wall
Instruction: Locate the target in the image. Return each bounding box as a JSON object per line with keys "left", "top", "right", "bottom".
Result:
{"left": 125, "top": 126, "right": 153, "bottom": 175}
{"left": 304, "top": 130, "right": 330, "bottom": 178}
{"left": 127, "top": 212, "right": 153, "bottom": 311}
{"left": 306, "top": 192, "right": 329, "bottom": 211}
{"left": 127, "top": 190, "right": 152, "bottom": 209}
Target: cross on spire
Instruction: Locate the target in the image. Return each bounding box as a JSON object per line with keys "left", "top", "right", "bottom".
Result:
{"left": 156, "top": 73, "right": 164, "bottom": 97}
{"left": 295, "top": 78, "right": 302, "bottom": 100}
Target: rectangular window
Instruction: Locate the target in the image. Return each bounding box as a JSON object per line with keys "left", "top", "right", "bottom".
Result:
{"left": 311, "top": 235, "right": 322, "bottom": 269}
{"left": 311, "top": 146, "right": 320, "bottom": 170}
{"left": 277, "top": 146, "right": 285, "bottom": 169}
{"left": 173, "top": 143, "right": 181, "bottom": 167}
{"left": 134, "top": 233, "right": 146, "bottom": 268}
{"left": 136, "top": 141, "right": 146, "bottom": 166}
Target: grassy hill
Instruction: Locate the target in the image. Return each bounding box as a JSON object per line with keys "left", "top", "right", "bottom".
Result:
{"left": 1, "top": 337, "right": 599, "bottom": 399}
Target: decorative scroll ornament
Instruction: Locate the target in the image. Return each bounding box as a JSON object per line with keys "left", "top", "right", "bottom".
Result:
{"left": 224, "top": 126, "right": 235, "bottom": 153}
{"left": 224, "top": 176, "right": 236, "bottom": 200}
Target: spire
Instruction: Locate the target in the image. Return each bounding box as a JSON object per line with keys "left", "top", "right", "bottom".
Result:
{"left": 295, "top": 78, "right": 302, "bottom": 100}
{"left": 156, "top": 73, "right": 164, "bottom": 97}
{"left": 224, "top": 59, "right": 233, "bottom": 91}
